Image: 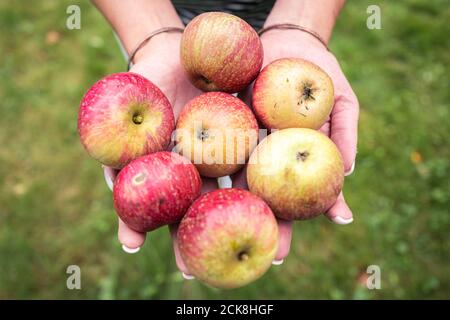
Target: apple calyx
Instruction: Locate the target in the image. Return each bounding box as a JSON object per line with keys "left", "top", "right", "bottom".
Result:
{"left": 132, "top": 112, "right": 144, "bottom": 125}
{"left": 301, "top": 82, "right": 316, "bottom": 102}
{"left": 237, "top": 250, "right": 250, "bottom": 261}
{"left": 296, "top": 151, "right": 310, "bottom": 161}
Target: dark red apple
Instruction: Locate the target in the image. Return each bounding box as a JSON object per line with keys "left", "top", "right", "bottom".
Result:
{"left": 113, "top": 151, "right": 202, "bottom": 232}
{"left": 78, "top": 72, "right": 175, "bottom": 169}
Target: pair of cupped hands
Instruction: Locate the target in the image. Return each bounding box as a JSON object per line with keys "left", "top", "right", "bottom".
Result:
{"left": 104, "top": 29, "right": 359, "bottom": 279}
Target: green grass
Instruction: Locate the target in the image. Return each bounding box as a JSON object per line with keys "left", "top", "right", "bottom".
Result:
{"left": 0, "top": 0, "right": 449, "bottom": 299}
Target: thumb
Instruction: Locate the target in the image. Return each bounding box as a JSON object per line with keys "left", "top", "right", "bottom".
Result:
{"left": 330, "top": 86, "right": 359, "bottom": 173}
{"left": 169, "top": 224, "right": 194, "bottom": 280}
{"left": 273, "top": 219, "right": 293, "bottom": 265}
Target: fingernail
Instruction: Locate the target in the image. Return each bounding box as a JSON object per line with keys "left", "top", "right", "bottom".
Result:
{"left": 331, "top": 216, "right": 354, "bottom": 225}
{"left": 217, "top": 175, "right": 232, "bottom": 189}
{"left": 182, "top": 272, "right": 195, "bottom": 280}
{"left": 122, "top": 244, "right": 140, "bottom": 254}
{"left": 104, "top": 168, "right": 114, "bottom": 191}
{"left": 272, "top": 259, "right": 284, "bottom": 266}
{"left": 345, "top": 162, "right": 355, "bottom": 176}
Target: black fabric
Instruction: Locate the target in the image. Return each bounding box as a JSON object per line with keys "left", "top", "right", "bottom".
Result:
{"left": 172, "top": 0, "right": 276, "bottom": 29}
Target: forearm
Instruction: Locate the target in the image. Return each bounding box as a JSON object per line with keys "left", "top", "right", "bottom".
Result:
{"left": 265, "top": 0, "right": 345, "bottom": 43}
{"left": 92, "top": 0, "right": 183, "bottom": 59}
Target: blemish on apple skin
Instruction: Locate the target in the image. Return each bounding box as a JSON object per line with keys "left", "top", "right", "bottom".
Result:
{"left": 132, "top": 172, "right": 147, "bottom": 185}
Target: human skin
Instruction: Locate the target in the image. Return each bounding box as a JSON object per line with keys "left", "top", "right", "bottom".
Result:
{"left": 94, "top": 0, "right": 358, "bottom": 276}
{"left": 240, "top": 0, "right": 359, "bottom": 225}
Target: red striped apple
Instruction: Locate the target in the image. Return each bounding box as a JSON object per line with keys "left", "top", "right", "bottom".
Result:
{"left": 175, "top": 92, "right": 258, "bottom": 178}
{"left": 78, "top": 72, "right": 175, "bottom": 169}
{"left": 113, "top": 152, "right": 201, "bottom": 233}
{"left": 178, "top": 188, "right": 278, "bottom": 289}
{"left": 180, "top": 12, "right": 263, "bottom": 93}
{"left": 247, "top": 128, "right": 344, "bottom": 220}
{"left": 253, "top": 58, "right": 334, "bottom": 130}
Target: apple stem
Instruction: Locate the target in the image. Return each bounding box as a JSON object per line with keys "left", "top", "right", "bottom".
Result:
{"left": 200, "top": 75, "right": 212, "bottom": 84}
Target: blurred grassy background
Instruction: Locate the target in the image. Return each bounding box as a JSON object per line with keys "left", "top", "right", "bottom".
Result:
{"left": 0, "top": 0, "right": 449, "bottom": 299}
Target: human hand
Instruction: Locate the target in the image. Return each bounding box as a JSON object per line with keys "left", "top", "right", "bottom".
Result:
{"left": 259, "top": 29, "right": 359, "bottom": 220}
{"left": 102, "top": 34, "right": 224, "bottom": 279}
{"left": 237, "top": 28, "right": 359, "bottom": 262}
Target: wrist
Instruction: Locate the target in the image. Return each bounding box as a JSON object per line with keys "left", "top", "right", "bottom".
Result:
{"left": 264, "top": 0, "right": 344, "bottom": 44}
{"left": 132, "top": 30, "right": 183, "bottom": 64}
{"left": 260, "top": 28, "right": 326, "bottom": 50}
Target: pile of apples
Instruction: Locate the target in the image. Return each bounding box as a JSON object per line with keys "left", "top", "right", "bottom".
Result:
{"left": 77, "top": 12, "right": 344, "bottom": 289}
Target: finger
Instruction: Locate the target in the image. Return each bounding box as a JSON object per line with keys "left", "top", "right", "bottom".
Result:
{"left": 318, "top": 119, "right": 330, "bottom": 136}
{"left": 273, "top": 219, "right": 293, "bottom": 265}
{"left": 330, "top": 87, "right": 359, "bottom": 174}
{"left": 217, "top": 175, "right": 232, "bottom": 188}
{"left": 118, "top": 218, "right": 146, "bottom": 253}
{"left": 325, "top": 192, "right": 353, "bottom": 225}
{"left": 102, "top": 165, "right": 119, "bottom": 191}
{"left": 169, "top": 224, "right": 194, "bottom": 279}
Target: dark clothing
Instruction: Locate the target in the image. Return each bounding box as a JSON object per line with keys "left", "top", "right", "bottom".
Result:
{"left": 172, "top": 0, "right": 276, "bottom": 29}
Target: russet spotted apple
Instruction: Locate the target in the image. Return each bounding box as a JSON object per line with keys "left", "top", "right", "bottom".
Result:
{"left": 175, "top": 92, "right": 258, "bottom": 178}
{"left": 113, "top": 151, "right": 202, "bottom": 233}
{"left": 253, "top": 58, "right": 334, "bottom": 130}
{"left": 178, "top": 188, "right": 278, "bottom": 289}
{"left": 247, "top": 128, "right": 344, "bottom": 220}
{"left": 180, "top": 12, "right": 263, "bottom": 93}
{"left": 78, "top": 72, "right": 175, "bottom": 169}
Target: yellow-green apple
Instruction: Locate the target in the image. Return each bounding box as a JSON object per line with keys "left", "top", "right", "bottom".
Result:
{"left": 180, "top": 12, "right": 263, "bottom": 93}
{"left": 178, "top": 188, "right": 278, "bottom": 289}
{"left": 247, "top": 128, "right": 344, "bottom": 220}
{"left": 252, "top": 58, "right": 334, "bottom": 130}
{"left": 78, "top": 72, "right": 175, "bottom": 169}
{"left": 175, "top": 92, "right": 258, "bottom": 178}
{"left": 113, "top": 151, "right": 201, "bottom": 233}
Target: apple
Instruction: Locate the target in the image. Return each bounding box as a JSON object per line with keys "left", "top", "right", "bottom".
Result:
{"left": 178, "top": 188, "right": 278, "bottom": 289}
{"left": 78, "top": 72, "right": 175, "bottom": 169}
{"left": 180, "top": 12, "right": 263, "bottom": 93}
{"left": 175, "top": 92, "right": 259, "bottom": 178}
{"left": 252, "top": 58, "right": 334, "bottom": 130}
{"left": 247, "top": 128, "right": 344, "bottom": 220}
{"left": 113, "top": 151, "right": 202, "bottom": 233}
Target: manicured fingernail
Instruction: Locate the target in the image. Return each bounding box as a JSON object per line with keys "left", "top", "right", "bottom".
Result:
{"left": 272, "top": 259, "right": 284, "bottom": 266}
{"left": 104, "top": 167, "right": 114, "bottom": 191}
{"left": 345, "top": 162, "right": 355, "bottom": 176}
{"left": 331, "top": 216, "right": 354, "bottom": 225}
{"left": 122, "top": 244, "right": 140, "bottom": 254}
{"left": 182, "top": 272, "right": 195, "bottom": 280}
{"left": 217, "top": 175, "right": 232, "bottom": 189}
